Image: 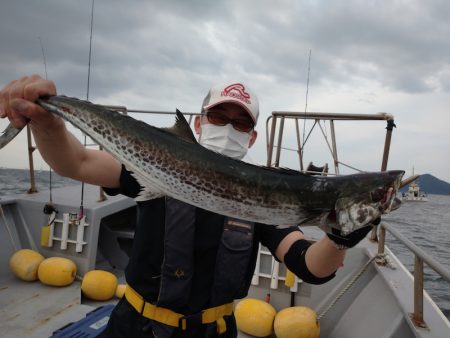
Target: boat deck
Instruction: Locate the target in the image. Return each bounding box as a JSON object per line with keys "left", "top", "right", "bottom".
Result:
{"left": 1, "top": 185, "right": 449, "bottom": 337}
{"left": 0, "top": 276, "right": 86, "bottom": 337}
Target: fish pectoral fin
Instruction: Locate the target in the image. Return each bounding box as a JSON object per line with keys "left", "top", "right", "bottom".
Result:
{"left": 129, "top": 170, "right": 165, "bottom": 201}
{"left": 161, "top": 109, "right": 198, "bottom": 144}
{"left": 135, "top": 188, "right": 165, "bottom": 202}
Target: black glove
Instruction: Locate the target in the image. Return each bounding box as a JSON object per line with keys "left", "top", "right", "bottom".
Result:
{"left": 326, "top": 225, "right": 373, "bottom": 249}
{"left": 325, "top": 217, "right": 380, "bottom": 249}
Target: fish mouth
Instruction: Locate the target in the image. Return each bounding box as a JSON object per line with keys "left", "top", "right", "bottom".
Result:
{"left": 370, "top": 186, "right": 396, "bottom": 211}
{"left": 370, "top": 170, "right": 404, "bottom": 213}
{"left": 377, "top": 187, "right": 397, "bottom": 213}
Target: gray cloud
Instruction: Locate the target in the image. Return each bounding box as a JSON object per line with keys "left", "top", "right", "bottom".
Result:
{"left": 2, "top": 0, "right": 449, "bottom": 97}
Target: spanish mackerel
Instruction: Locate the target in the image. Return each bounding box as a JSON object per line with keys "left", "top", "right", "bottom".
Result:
{"left": 1, "top": 96, "right": 404, "bottom": 234}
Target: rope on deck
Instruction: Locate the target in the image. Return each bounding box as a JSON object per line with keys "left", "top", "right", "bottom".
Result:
{"left": 317, "top": 255, "right": 377, "bottom": 320}
{"left": 0, "top": 205, "right": 18, "bottom": 251}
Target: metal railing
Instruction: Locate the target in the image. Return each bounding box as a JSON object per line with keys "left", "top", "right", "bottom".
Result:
{"left": 265, "top": 111, "right": 395, "bottom": 173}
{"left": 377, "top": 222, "right": 450, "bottom": 328}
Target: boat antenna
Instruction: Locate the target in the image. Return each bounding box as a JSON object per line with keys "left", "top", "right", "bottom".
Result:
{"left": 300, "top": 50, "right": 325, "bottom": 153}
{"left": 301, "top": 49, "right": 311, "bottom": 150}
{"left": 38, "top": 37, "right": 48, "bottom": 80}
{"left": 79, "top": 0, "right": 95, "bottom": 219}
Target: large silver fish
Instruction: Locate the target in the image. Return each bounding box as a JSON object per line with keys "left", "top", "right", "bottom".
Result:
{"left": 1, "top": 96, "right": 404, "bottom": 234}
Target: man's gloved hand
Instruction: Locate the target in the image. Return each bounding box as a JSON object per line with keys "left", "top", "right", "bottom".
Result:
{"left": 325, "top": 217, "right": 381, "bottom": 250}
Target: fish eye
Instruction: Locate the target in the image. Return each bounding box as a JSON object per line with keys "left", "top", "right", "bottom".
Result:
{"left": 371, "top": 188, "right": 385, "bottom": 202}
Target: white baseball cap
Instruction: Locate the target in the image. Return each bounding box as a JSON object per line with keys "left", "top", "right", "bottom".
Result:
{"left": 201, "top": 82, "right": 259, "bottom": 124}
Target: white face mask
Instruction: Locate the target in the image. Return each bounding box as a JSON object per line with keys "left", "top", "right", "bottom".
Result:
{"left": 199, "top": 123, "right": 252, "bottom": 160}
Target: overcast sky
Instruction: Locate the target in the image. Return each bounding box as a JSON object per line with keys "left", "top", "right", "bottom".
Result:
{"left": 1, "top": 0, "right": 449, "bottom": 182}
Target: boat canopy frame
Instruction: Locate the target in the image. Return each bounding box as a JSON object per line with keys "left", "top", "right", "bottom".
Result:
{"left": 265, "top": 110, "right": 396, "bottom": 173}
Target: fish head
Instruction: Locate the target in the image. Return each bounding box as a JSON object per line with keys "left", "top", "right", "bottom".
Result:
{"left": 324, "top": 170, "right": 404, "bottom": 235}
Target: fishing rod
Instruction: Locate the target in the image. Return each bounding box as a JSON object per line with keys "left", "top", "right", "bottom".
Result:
{"left": 38, "top": 37, "right": 48, "bottom": 80}
{"left": 301, "top": 49, "right": 312, "bottom": 151}
{"left": 86, "top": 0, "right": 94, "bottom": 102}
{"left": 300, "top": 50, "right": 329, "bottom": 153}
{"left": 38, "top": 36, "right": 58, "bottom": 246}
{"left": 298, "top": 49, "right": 330, "bottom": 175}
{"left": 79, "top": 0, "right": 95, "bottom": 219}
{"left": 38, "top": 36, "right": 53, "bottom": 205}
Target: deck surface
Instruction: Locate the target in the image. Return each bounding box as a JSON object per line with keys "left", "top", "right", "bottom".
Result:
{"left": 0, "top": 276, "right": 82, "bottom": 338}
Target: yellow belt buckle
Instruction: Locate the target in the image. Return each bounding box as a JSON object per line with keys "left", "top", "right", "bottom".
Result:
{"left": 178, "top": 312, "right": 203, "bottom": 330}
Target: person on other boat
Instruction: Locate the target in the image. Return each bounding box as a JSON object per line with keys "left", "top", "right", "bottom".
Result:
{"left": 0, "top": 75, "right": 376, "bottom": 338}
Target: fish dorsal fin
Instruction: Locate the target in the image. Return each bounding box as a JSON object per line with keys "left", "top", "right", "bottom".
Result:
{"left": 162, "top": 109, "right": 198, "bottom": 144}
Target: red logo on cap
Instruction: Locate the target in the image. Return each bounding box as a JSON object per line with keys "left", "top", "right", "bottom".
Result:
{"left": 221, "top": 83, "right": 251, "bottom": 104}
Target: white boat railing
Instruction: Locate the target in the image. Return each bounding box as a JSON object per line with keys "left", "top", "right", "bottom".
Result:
{"left": 378, "top": 221, "right": 450, "bottom": 328}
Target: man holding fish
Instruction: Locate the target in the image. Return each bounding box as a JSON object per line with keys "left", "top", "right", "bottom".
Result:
{"left": 0, "top": 75, "right": 393, "bottom": 337}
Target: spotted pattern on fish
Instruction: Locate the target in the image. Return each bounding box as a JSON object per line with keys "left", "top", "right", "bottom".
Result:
{"left": 34, "top": 95, "right": 404, "bottom": 233}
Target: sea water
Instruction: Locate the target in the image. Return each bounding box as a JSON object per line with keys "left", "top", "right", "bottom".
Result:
{"left": 1, "top": 168, "right": 449, "bottom": 320}
{"left": 384, "top": 194, "right": 450, "bottom": 320}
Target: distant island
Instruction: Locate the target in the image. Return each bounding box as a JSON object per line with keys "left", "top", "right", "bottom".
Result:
{"left": 400, "top": 174, "right": 450, "bottom": 196}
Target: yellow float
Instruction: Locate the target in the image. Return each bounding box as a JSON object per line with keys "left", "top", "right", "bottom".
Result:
{"left": 38, "top": 257, "right": 77, "bottom": 286}
{"left": 274, "top": 306, "right": 320, "bottom": 338}
{"left": 235, "top": 298, "right": 276, "bottom": 337}
{"left": 9, "top": 249, "right": 45, "bottom": 281}
{"left": 81, "top": 270, "right": 118, "bottom": 301}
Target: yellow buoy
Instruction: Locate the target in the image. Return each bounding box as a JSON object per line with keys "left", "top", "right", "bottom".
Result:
{"left": 235, "top": 298, "right": 276, "bottom": 337}
{"left": 81, "top": 270, "right": 118, "bottom": 301}
{"left": 9, "top": 249, "right": 45, "bottom": 281}
{"left": 274, "top": 306, "right": 320, "bottom": 338}
{"left": 115, "top": 284, "right": 126, "bottom": 298}
{"left": 38, "top": 257, "right": 77, "bottom": 286}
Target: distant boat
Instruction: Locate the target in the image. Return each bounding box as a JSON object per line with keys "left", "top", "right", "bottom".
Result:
{"left": 402, "top": 169, "right": 428, "bottom": 202}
